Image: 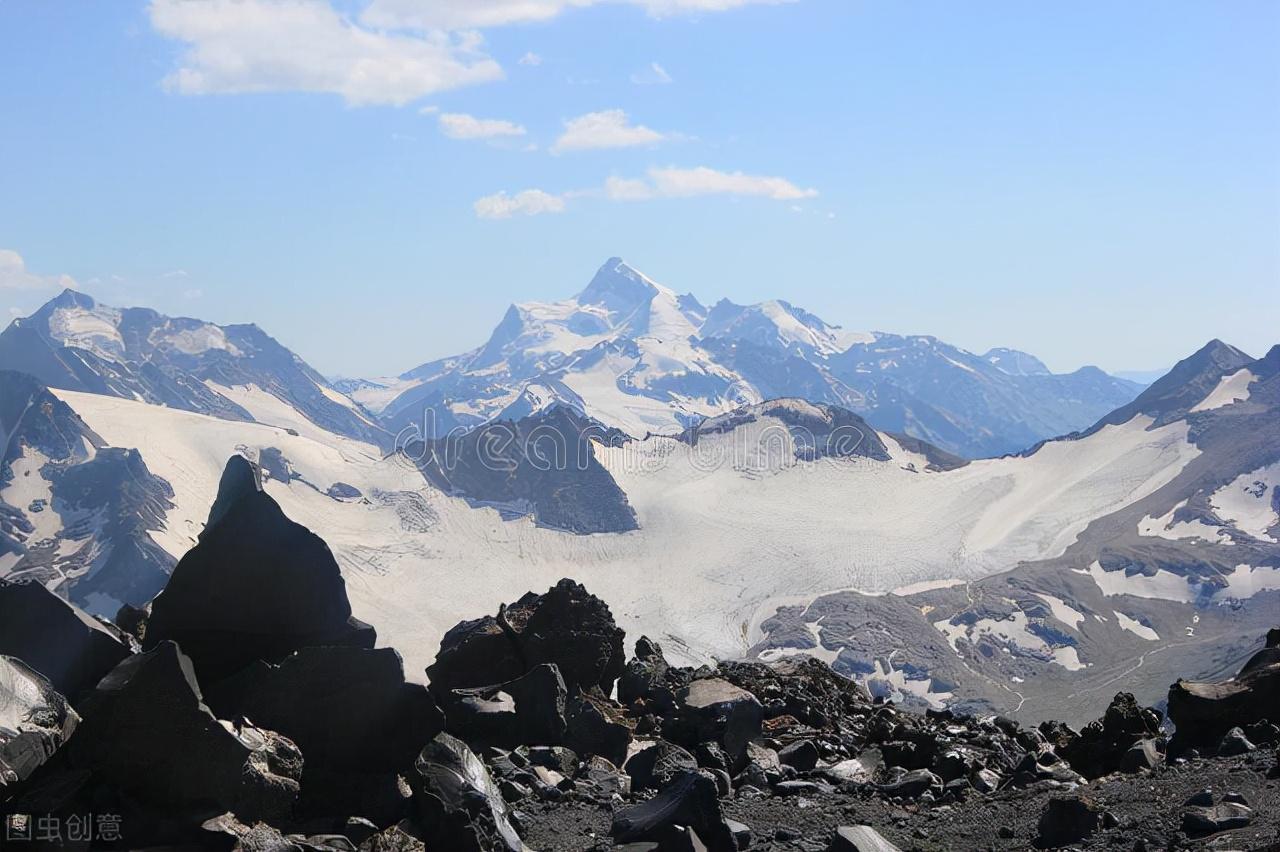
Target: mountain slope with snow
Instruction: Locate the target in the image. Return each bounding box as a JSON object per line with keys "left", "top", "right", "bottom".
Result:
{"left": 378, "top": 258, "right": 1141, "bottom": 457}
{"left": 0, "top": 289, "right": 386, "bottom": 446}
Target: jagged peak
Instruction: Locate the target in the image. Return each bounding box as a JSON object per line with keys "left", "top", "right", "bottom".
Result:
{"left": 576, "top": 257, "right": 660, "bottom": 313}
{"left": 202, "top": 454, "right": 264, "bottom": 536}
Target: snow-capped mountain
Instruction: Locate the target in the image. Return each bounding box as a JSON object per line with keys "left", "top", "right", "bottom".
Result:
{"left": 0, "top": 289, "right": 385, "bottom": 446}
{"left": 4, "top": 332, "right": 1272, "bottom": 724}
{"left": 375, "top": 258, "right": 1142, "bottom": 457}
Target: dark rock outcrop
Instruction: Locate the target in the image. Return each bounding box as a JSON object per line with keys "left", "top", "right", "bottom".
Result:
{"left": 1057, "top": 693, "right": 1162, "bottom": 778}
{"left": 1168, "top": 628, "right": 1280, "bottom": 750}
{"left": 0, "top": 578, "right": 131, "bottom": 699}
{"left": 67, "top": 641, "right": 302, "bottom": 821}
{"left": 439, "top": 662, "right": 567, "bottom": 751}
{"left": 611, "top": 769, "right": 737, "bottom": 852}
{"left": 426, "top": 578, "right": 626, "bottom": 696}
{"left": 143, "top": 456, "right": 375, "bottom": 681}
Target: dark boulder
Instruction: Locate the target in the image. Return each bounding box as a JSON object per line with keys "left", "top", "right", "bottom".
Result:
{"left": 778, "top": 739, "right": 819, "bottom": 772}
{"left": 1059, "top": 693, "right": 1161, "bottom": 778}
{"left": 441, "top": 663, "right": 567, "bottom": 750}
{"left": 1035, "top": 795, "right": 1105, "bottom": 847}
{"left": 426, "top": 579, "right": 625, "bottom": 697}
{"left": 1168, "top": 627, "right": 1280, "bottom": 750}
{"left": 0, "top": 655, "right": 79, "bottom": 789}
{"left": 411, "top": 732, "right": 526, "bottom": 852}
{"left": 618, "top": 636, "right": 687, "bottom": 711}
{"left": 626, "top": 741, "right": 699, "bottom": 792}
{"left": 665, "top": 678, "right": 763, "bottom": 769}
{"left": 67, "top": 641, "right": 302, "bottom": 822}
{"left": 0, "top": 578, "right": 131, "bottom": 700}
{"left": 205, "top": 645, "right": 444, "bottom": 772}
{"left": 1120, "top": 738, "right": 1162, "bottom": 773}
{"left": 564, "top": 692, "right": 633, "bottom": 768}
{"left": 1181, "top": 802, "right": 1254, "bottom": 835}
{"left": 143, "top": 456, "right": 375, "bottom": 681}
{"left": 611, "top": 769, "right": 737, "bottom": 852}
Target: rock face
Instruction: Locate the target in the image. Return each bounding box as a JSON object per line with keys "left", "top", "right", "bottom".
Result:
{"left": 205, "top": 645, "right": 444, "bottom": 773}
{"left": 426, "top": 578, "right": 626, "bottom": 696}
{"left": 0, "top": 655, "right": 79, "bottom": 789}
{"left": 1168, "top": 628, "right": 1280, "bottom": 750}
{"left": 68, "top": 641, "right": 301, "bottom": 820}
{"left": 0, "top": 578, "right": 131, "bottom": 699}
{"left": 611, "top": 770, "right": 737, "bottom": 852}
{"left": 143, "top": 456, "right": 375, "bottom": 680}
{"left": 1058, "top": 693, "right": 1163, "bottom": 778}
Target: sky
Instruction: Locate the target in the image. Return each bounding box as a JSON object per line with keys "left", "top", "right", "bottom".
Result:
{"left": 0, "top": 0, "right": 1277, "bottom": 378}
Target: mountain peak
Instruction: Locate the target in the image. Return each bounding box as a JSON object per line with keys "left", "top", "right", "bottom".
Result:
{"left": 576, "top": 258, "right": 659, "bottom": 315}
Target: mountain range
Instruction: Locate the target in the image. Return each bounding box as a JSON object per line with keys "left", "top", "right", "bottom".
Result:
{"left": 0, "top": 260, "right": 1275, "bottom": 725}
{"left": 353, "top": 258, "right": 1144, "bottom": 458}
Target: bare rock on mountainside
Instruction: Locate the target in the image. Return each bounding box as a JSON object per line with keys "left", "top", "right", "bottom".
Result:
{"left": 1168, "top": 627, "right": 1280, "bottom": 751}
{"left": 426, "top": 577, "right": 627, "bottom": 696}
{"left": 143, "top": 455, "right": 376, "bottom": 680}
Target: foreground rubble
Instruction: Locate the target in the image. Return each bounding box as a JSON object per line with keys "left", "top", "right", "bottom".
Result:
{"left": 2, "top": 456, "right": 1278, "bottom": 850}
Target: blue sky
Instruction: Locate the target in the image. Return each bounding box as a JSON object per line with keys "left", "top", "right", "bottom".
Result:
{"left": 1, "top": 0, "right": 1276, "bottom": 378}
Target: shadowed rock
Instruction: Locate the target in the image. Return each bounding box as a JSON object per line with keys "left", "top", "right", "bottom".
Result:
{"left": 411, "top": 733, "right": 527, "bottom": 852}
{"left": 0, "top": 578, "right": 131, "bottom": 700}
{"left": 1168, "top": 627, "right": 1280, "bottom": 750}
{"left": 610, "top": 769, "right": 736, "bottom": 852}
{"left": 143, "top": 456, "right": 375, "bottom": 680}
{"left": 68, "top": 641, "right": 301, "bottom": 822}
{"left": 426, "top": 578, "right": 625, "bottom": 696}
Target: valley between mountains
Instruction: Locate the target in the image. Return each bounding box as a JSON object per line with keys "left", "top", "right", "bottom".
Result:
{"left": 1, "top": 258, "right": 1277, "bottom": 726}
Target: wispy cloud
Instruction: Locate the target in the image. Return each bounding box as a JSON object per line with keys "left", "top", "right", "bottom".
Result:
{"left": 475, "top": 165, "right": 816, "bottom": 218}
{"left": 160, "top": 268, "right": 189, "bottom": 279}
{"left": 362, "top": 0, "right": 794, "bottom": 29}
{"left": 551, "top": 109, "right": 667, "bottom": 154}
{"left": 474, "top": 189, "right": 567, "bottom": 219}
{"left": 438, "top": 112, "right": 528, "bottom": 140}
{"left": 518, "top": 51, "right": 543, "bottom": 67}
{"left": 630, "top": 62, "right": 673, "bottom": 85}
{"left": 0, "top": 249, "right": 76, "bottom": 292}
{"left": 148, "top": 0, "right": 503, "bottom": 107}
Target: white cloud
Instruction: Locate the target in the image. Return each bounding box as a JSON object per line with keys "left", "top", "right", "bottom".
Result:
{"left": 362, "top": 0, "right": 793, "bottom": 30}
{"left": 160, "top": 268, "right": 189, "bottom": 279}
{"left": 183, "top": 288, "right": 204, "bottom": 300}
{"left": 604, "top": 166, "right": 816, "bottom": 201}
{"left": 148, "top": 0, "right": 504, "bottom": 107}
{"left": 630, "top": 62, "right": 673, "bottom": 85}
{"left": 0, "top": 249, "right": 76, "bottom": 292}
{"left": 645, "top": 165, "right": 817, "bottom": 200}
{"left": 7, "top": 307, "right": 23, "bottom": 317}
{"left": 518, "top": 51, "right": 543, "bottom": 66}
{"left": 474, "top": 189, "right": 567, "bottom": 219}
{"left": 551, "top": 109, "right": 667, "bottom": 153}
{"left": 438, "top": 112, "right": 527, "bottom": 140}
{"left": 478, "top": 165, "right": 816, "bottom": 217}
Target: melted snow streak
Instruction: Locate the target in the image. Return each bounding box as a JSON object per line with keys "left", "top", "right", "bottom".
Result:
{"left": 56, "top": 391, "right": 1204, "bottom": 678}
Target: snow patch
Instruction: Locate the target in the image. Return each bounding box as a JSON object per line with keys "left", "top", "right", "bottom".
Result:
{"left": 1191, "top": 368, "right": 1256, "bottom": 412}
{"left": 1113, "top": 611, "right": 1159, "bottom": 641}
{"left": 1211, "top": 462, "right": 1280, "bottom": 543}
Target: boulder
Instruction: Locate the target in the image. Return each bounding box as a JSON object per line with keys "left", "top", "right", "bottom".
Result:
{"left": 1059, "top": 693, "right": 1162, "bottom": 778}
{"left": 411, "top": 733, "right": 527, "bottom": 852}
{"left": 877, "top": 768, "right": 941, "bottom": 800}
{"left": 626, "top": 741, "right": 699, "bottom": 792}
{"left": 1168, "top": 627, "right": 1280, "bottom": 750}
{"left": 1120, "top": 738, "right": 1162, "bottom": 773}
{"left": 1035, "top": 795, "right": 1105, "bottom": 847}
{"left": 206, "top": 645, "right": 444, "bottom": 773}
{"left": 441, "top": 663, "right": 567, "bottom": 750}
{"left": 778, "top": 739, "right": 819, "bottom": 772}
{"left": 828, "top": 825, "right": 903, "bottom": 852}
{"left": 1217, "top": 727, "right": 1257, "bottom": 757}
{"left": 143, "top": 456, "right": 375, "bottom": 681}
{"left": 426, "top": 579, "right": 626, "bottom": 696}
{"left": 0, "top": 578, "right": 131, "bottom": 700}
{"left": 564, "top": 692, "right": 632, "bottom": 768}
{"left": 68, "top": 641, "right": 302, "bottom": 822}
{"left": 618, "top": 636, "right": 686, "bottom": 711}
{"left": 0, "top": 655, "right": 79, "bottom": 789}
{"left": 665, "top": 678, "right": 763, "bottom": 768}
{"left": 1181, "top": 802, "right": 1254, "bottom": 835}
{"left": 610, "top": 770, "right": 737, "bottom": 852}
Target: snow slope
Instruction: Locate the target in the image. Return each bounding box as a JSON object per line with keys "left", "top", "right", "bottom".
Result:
{"left": 56, "top": 389, "right": 1206, "bottom": 681}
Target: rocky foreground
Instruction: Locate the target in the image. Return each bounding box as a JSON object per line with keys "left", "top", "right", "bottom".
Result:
{"left": 1, "top": 457, "right": 1278, "bottom": 851}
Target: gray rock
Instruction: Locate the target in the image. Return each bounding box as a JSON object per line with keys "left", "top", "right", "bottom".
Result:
{"left": 1121, "top": 738, "right": 1162, "bottom": 772}
{"left": 1217, "top": 727, "right": 1257, "bottom": 756}
{"left": 1182, "top": 802, "right": 1254, "bottom": 835}
{"left": 0, "top": 655, "right": 79, "bottom": 789}
{"left": 828, "top": 824, "right": 903, "bottom": 852}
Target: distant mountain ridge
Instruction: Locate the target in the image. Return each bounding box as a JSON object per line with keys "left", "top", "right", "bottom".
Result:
{"left": 370, "top": 258, "right": 1143, "bottom": 458}
{"left": 0, "top": 289, "right": 385, "bottom": 446}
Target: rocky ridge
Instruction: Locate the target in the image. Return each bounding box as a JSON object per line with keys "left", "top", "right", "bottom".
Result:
{"left": 1, "top": 456, "right": 1277, "bottom": 850}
